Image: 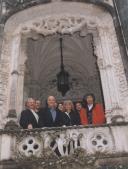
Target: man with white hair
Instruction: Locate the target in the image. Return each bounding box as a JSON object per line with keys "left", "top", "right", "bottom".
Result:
{"left": 20, "top": 98, "right": 39, "bottom": 129}
{"left": 38, "top": 96, "right": 63, "bottom": 127}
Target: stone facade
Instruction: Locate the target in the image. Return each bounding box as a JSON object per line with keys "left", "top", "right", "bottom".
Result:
{"left": 115, "top": 0, "right": 128, "bottom": 50}
{"left": 0, "top": 0, "right": 128, "bottom": 169}
{"left": 113, "top": 0, "right": 128, "bottom": 82}
{"left": 0, "top": 1, "right": 127, "bottom": 124}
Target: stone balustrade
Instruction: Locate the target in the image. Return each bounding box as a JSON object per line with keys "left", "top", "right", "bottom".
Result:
{"left": 0, "top": 123, "right": 128, "bottom": 169}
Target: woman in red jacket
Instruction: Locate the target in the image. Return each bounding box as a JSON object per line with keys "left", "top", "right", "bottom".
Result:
{"left": 80, "top": 94, "right": 106, "bottom": 125}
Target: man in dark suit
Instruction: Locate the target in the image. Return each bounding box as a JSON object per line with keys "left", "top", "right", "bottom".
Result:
{"left": 38, "top": 96, "right": 63, "bottom": 127}
{"left": 20, "top": 98, "right": 39, "bottom": 129}
{"left": 35, "top": 100, "right": 42, "bottom": 113}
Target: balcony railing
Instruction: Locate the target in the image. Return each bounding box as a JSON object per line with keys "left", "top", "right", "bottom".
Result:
{"left": 0, "top": 123, "right": 128, "bottom": 169}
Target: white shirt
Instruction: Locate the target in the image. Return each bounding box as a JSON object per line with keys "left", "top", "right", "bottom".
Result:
{"left": 65, "top": 112, "right": 71, "bottom": 119}
{"left": 88, "top": 104, "right": 93, "bottom": 111}
{"left": 30, "top": 109, "right": 39, "bottom": 123}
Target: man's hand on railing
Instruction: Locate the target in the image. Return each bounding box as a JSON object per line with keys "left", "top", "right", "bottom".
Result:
{"left": 27, "top": 124, "right": 33, "bottom": 129}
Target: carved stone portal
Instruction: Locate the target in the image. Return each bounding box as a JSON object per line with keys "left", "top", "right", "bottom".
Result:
{"left": 0, "top": 2, "right": 128, "bottom": 128}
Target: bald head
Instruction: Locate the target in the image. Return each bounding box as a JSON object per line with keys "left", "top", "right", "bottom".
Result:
{"left": 47, "top": 96, "right": 56, "bottom": 108}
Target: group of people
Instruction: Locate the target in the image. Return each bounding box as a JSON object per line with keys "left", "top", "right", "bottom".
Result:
{"left": 20, "top": 94, "right": 106, "bottom": 129}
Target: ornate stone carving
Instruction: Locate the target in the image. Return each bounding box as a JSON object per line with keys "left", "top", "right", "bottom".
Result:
{"left": 2, "top": 124, "right": 128, "bottom": 168}
{"left": 86, "top": 129, "right": 114, "bottom": 154}
{"left": 15, "top": 131, "right": 43, "bottom": 160}
{"left": 4, "top": 109, "right": 20, "bottom": 130}
{"left": 18, "top": 136, "right": 43, "bottom": 158}
{"left": 14, "top": 127, "right": 115, "bottom": 159}
{"left": 0, "top": 1, "right": 127, "bottom": 128}
{"left": 21, "top": 15, "right": 87, "bottom": 36}
{"left": 110, "top": 27, "right": 128, "bottom": 100}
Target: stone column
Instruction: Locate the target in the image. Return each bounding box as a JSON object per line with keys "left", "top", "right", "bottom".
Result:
{"left": 16, "top": 38, "right": 28, "bottom": 116}
{"left": 5, "top": 34, "right": 21, "bottom": 129}
{"left": 17, "top": 64, "right": 25, "bottom": 117}
{"left": 93, "top": 27, "right": 124, "bottom": 123}
{"left": 0, "top": 24, "right": 4, "bottom": 59}
{"left": 8, "top": 34, "right": 21, "bottom": 110}
{"left": 0, "top": 34, "right": 12, "bottom": 128}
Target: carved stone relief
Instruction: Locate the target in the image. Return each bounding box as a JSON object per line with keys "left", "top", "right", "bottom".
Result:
{"left": 0, "top": 2, "right": 127, "bottom": 128}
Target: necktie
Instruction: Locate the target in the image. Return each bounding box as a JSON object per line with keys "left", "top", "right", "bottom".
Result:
{"left": 50, "top": 109, "right": 56, "bottom": 122}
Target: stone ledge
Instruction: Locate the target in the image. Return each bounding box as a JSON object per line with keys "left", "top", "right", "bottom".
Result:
{"left": 0, "top": 122, "right": 128, "bottom": 134}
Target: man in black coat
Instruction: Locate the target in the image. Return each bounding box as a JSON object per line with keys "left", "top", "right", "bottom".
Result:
{"left": 38, "top": 96, "right": 63, "bottom": 127}
{"left": 20, "top": 98, "right": 39, "bottom": 129}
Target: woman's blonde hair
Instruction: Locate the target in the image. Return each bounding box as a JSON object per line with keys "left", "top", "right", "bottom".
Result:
{"left": 63, "top": 100, "right": 74, "bottom": 111}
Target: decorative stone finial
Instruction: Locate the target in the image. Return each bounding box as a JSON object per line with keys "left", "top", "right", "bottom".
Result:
{"left": 4, "top": 109, "right": 20, "bottom": 130}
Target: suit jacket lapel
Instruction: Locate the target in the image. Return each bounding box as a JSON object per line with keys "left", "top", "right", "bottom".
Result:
{"left": 28, "top": 109, "right": 38, "bottom": 124}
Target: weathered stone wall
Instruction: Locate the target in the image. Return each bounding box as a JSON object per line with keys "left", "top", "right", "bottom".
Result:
{"left": 115, "top": 0, "right": 128, "bottom": 50}
{"left": 0, "top": 1, "right": 128, "bottom": 169}
{"left": 0, "top": 24, "right": 4, "bottom": 59}
{"left": 114, "top": 0, "right": 128, "bottom": 81}
{"left": 0, "top": 1, "right": 127, "bottom": 126}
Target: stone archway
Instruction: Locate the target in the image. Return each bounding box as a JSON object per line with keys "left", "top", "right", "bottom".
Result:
{"left": 23, "top": 31, "right": 104, "bottom": 106}
{"left": 0, "top": 1, "right": 128, "bottom": 128}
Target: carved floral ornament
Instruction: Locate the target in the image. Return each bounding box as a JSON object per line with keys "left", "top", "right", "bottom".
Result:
{"left": 11, "top": 128, "right": 116, "bottom": 169}
{"left": 15, "top": 14, "right": 111, "bottom": 57}
{"left": 17, "top": 15, "right": 100, "bottom": 37}
{"left": 15, "top": 128, "right": 114, "bottom": 161}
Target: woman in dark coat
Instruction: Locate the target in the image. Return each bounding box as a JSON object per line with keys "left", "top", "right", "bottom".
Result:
{"left": 62, "top": 100, "right": 81, "bottom": 126}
